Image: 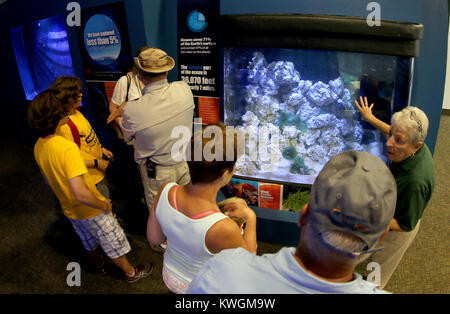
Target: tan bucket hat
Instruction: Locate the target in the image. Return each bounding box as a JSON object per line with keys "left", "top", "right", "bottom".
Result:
{"left": 134, "top": 47, "right": 175, "bottom": 73}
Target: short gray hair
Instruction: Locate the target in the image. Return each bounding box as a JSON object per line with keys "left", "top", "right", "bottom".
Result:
{"left": 303, "top": 223, "right": 368, "bottom": 266}
{"left": 391, "top": 106, "right": 429, "bottom": 145}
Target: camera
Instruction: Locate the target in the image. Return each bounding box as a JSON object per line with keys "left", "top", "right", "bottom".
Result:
{"left": 146, "top": 159, "right": 156, "bottom": 179}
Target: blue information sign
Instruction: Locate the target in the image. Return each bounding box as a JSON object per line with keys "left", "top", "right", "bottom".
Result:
{"left": 76, "top": 2, "right": 131, "bottom": 82}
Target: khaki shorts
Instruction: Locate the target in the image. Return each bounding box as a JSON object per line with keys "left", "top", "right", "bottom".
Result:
{"left": 370, "top": 220, "right": 421, "bottom": 289}
{"left": 138, "top": 161, "right": 190, "bottom": 211}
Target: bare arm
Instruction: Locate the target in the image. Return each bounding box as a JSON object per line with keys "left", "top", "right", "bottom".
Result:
{"left": 355, "top": 96, "right": 390, "bottom": 138}
{"left": 109, "top": 101, "right": 119, "bottom": 115}
{"left": 223, "top": 202, "right": 258, "bottom": 252}
{"left": 389, "top": 218, "right": 407, "bottom": 232}
{"left": 206, "top": 202, "right": 258, "bottom": 253}
{"left": 146, "top": 183, "right": 167, "bottom": 245}
{"left": 69, "top": 175, "right": 112, "bottom": 213}
{"left": 84, "top": 158, "right": 110, "bottom": 173}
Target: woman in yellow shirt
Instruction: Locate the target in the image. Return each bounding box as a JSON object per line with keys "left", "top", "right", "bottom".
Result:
{"left": 29, "top": 89, "right": 152, "bottom": 283}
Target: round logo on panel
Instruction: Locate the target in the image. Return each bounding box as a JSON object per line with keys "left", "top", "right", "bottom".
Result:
{"left": 83, "top": 14, "right": 121, "bottom": 66}
{"left": 187, "top": 10, "right": 207, "bottom": 33}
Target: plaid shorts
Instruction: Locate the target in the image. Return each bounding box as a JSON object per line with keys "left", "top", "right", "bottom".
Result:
{"left": 69, "top": 212, "right": 131, "bottom": 259}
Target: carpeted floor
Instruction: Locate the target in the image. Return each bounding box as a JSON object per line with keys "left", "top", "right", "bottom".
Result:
{"left": 0, "top": 115, "right": 448, "bottom": 294}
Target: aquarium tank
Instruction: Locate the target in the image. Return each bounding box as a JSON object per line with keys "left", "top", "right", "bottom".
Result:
{"left": 223, "top": 47, "right": 414, "bottom": 185}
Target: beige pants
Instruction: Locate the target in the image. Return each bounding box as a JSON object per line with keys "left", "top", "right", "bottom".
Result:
{"left": 138, "top": 161, "right": 190, "bottom": 211}
{"left": 371, "top": 220, "right": 421, "bottom": 289}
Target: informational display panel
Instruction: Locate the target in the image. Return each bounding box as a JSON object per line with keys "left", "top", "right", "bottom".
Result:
{"left": 177, "top": 0, "right": 220, "bottom": 123}
{"left": 77, "top": 2, "right": 131, "bottom": 82}
{"left": 76, "top": 2, "right": 132, "bottom": 126}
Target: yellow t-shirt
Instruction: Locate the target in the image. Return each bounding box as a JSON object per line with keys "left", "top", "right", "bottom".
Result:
{"left": 34, "top": 136, "right": 104, "bottom": 220}
{"left": 59, "top": 110, "right": 104, "bottom": 184}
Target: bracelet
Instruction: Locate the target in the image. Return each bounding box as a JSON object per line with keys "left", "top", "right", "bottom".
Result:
{"left": 94, "top": 159, "right": 98, "bottom": 168}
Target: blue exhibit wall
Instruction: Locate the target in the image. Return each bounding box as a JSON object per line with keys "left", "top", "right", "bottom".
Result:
{"left": 141, "top": 0, "right": 178, "bottom": 83}
{"left": 2, "top": 0, "right": 446, "bottom": 153}
{"left": 220, "top": 0, "right": 448, "bottom": 156}
{"left": 0, "top": 0, "right": 149, "bottom": 146}
{"left": 0, "top": 0, "right": 181, "bottom": 146}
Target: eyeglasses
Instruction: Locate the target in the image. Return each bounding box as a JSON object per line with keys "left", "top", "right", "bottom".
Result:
{"left": 409, "top": 110, "right": 423, "bottom": 141}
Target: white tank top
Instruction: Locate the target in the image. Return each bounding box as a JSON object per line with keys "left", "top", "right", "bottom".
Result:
{"left": 155, "top": 182, "right": 228, "bottom": 286}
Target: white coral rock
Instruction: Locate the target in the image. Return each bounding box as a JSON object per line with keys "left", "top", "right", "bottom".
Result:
{"left": 266, "top": 61, "right": 301, "bottom": 85}
{"left": 283, "top": 125, "right": 301, "bottom": 139}
{"left": 307, "top": 113, "right": 337, "bottom": 129}
{"left": 306, "top": 81, "right": 337, "bottom": 107}
{"left": 328, "top": 77, "right": 344, "bottom": 97}
{"left": 306, "top": 145, "right": 328, "bottom": 162}
{"left": 296, "top": 102, "right": 320, "bottom": 121}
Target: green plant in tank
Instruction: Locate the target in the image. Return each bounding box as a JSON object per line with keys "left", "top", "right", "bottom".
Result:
{"left": 283, "top": 189, "right": 310, "bottom": 212}
{"left": 282, "top": 146, "right": 298, "bottom": 160}
{"left": 276, "top": 112, "right": 291, "bottom": 129}
{"left": 289, "top": 156, "right": 310, "bottom": 175}
{"left": 287, "top": 114, "right": 301, "bottom": 127}
{"left": 296, "top": 119, "right": 308, "bottom": 132}
{"left": 276, "top": 112, "right": 308, "bottom": 132}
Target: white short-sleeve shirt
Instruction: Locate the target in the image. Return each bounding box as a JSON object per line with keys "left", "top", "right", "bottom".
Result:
{"left": 187, "top": 247, "right": 390, "bottom": 294}
{"left": 110, "top": 73, "right": 143, "bottom": 105}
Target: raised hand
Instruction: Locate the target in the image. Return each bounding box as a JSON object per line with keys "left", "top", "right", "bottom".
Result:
{"left": 354, "top": 96, "right": 375, "bottom": 123}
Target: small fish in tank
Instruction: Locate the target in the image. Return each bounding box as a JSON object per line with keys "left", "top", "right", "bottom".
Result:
{"left": 224, "top": 47, "right": 407, "bottom": 185}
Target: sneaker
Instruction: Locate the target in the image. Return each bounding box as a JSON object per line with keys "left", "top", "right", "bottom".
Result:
{"left": 125, "top": 263, "right": 153, "bottom": 284}
{"left": 150, "top": 244, "right": 166, "bottom": 254}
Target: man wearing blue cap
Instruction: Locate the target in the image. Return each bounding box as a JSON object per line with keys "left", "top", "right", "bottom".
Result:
{"left": 187, "top": 150, "right": 397, "bottom": 294}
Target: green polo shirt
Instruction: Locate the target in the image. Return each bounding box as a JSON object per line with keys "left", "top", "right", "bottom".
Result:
{"left": 389, "top": 143, "right": 435, "bottom": 231}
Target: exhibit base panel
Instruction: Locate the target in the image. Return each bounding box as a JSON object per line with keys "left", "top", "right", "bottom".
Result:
{"left": 217, "top": 188, "right": 300, "bottom": 246}
{"left": 252, "top": 207, "right": 301, "bottom": 247}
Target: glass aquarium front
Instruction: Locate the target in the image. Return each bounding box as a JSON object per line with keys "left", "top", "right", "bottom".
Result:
{"left": 224, "top": 47, "right": 413, "bottom": 185}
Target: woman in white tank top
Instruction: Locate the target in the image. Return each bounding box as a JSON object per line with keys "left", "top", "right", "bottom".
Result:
{"left": 146, "top": 123, "right": 257, "bottom": 293}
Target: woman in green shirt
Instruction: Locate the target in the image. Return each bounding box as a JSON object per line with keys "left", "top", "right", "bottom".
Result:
{"left": 355, "top": 97, "right": 435, "bottom": 289}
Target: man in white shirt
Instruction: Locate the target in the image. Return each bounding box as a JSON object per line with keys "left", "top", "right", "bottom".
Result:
{"left": 187, "top": 150, "right": 397, "bottom": 294}
{"left": 118, "top": 48, "right": 194, "bottom": 211}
